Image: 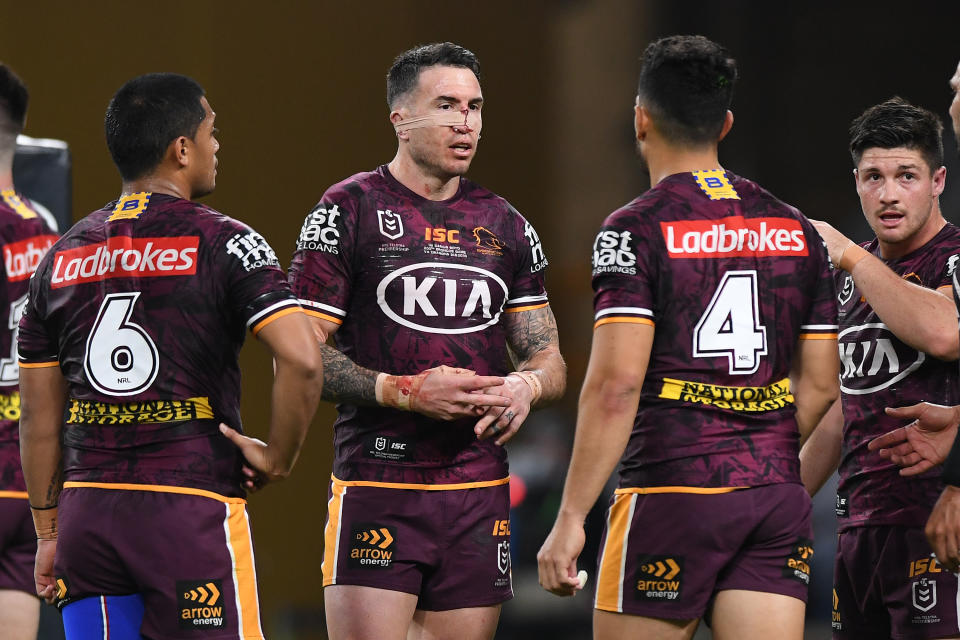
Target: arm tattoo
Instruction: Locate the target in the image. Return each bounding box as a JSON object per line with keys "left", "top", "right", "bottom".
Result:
{"left": 505, "top": 306, "right": 560, "bottom": 365}
{"left": 319, "top": 343, "right": 379, "bottom": 404}
{"left": 44, "top": 457, "right": 63, "bottom": 507}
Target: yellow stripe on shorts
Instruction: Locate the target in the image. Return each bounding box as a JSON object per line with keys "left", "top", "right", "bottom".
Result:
{"left": 224, "top": 502, "right": 264, "bottom": 640}
{"left": 595, "top": 493, "right": 637, "bottom": 613}
{"left": 323, "top": 481, "right": 348, "bottom": 586}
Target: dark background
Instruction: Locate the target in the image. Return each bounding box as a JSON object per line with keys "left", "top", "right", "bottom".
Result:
{"left": 5, "top": 2, "right": 960, "bottom": 638}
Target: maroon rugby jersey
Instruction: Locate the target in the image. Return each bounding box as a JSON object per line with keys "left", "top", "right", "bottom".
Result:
{"left": 0, "top": 190, "right": 57, "bottom": 493}
{"left": 592, "top": 170, "right": 837, "bottom": 489}
{"left": 288, "top": 165, "right": 549, "bottom": 486}
{"left": 18, "top": 192, "right": 299, "bottom": 497}
{"left": 836, "top": 224, "right": 960, "bottom": 530}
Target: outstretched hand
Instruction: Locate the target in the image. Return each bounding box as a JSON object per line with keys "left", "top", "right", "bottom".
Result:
{"left": 867, "top": 403, "right": 960, "bottom": 476}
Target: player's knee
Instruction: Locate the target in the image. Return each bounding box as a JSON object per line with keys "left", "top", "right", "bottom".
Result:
{"left": 62, "top": 594, "right": 144, "bottom": 640}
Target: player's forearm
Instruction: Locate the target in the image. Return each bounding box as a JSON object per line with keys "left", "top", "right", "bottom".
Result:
{"left": 847, "top": 250, "right": 959, "bottom": 359}
{"left": 557, "top": 382, "right": 637, "bottom": 523}
{"left": 267, "top": 352, "right": 324, "bottom": 476}
{"left": 799, "top": 398, "right": 843, "bottom": 496}
{"left": 318, "top": 342, "right": 379, "bottom": 405}
{"left": 513, "top": 346, "right": 566, "bottom": 407}
{"left": 19, "top": 368, "right": 68, "bottom": 526}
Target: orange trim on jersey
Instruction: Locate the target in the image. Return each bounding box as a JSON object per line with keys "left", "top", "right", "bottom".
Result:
{"left": 330, "top": 474, "right": 509, "bottom": 491}
{"left": 225, "top": 502, "right": 264, "bottom": 639}
{"left": 614, "top": 486, "right": 745, "bottom": 495}
{"left": 62, "top": 481, "right": 246, "bottom": 504}
{"left": 251, "top": 307, "right": 304, "bottom": 336}
{"left": 504, "top": 303, "right": 549, "bottom": 313}
{"left": 799, "top": 333, "right": 838, "bottom": 340}
{"left": 0, "top": 490, "right": 28, "bottom": 499}
{"left": 18, "top": 360, "right": 59, "bottom": 368}
{"left": 593, "top": 317, "right": 655, "bottom": 328}
{"left": 322, "top": 481, "right": 348, "bottom": 587}
{"left": 596, "top": 493, "right": 634, "bottom": 612}
{"left": 302, "top": 308, "right": 344, "bottom": 324}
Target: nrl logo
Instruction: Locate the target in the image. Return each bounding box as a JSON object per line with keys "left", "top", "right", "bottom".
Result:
{"left": 375, "top": 437, "right": 386, "bottom": 451}
{"left": 377, "top": 209, "right": 403, "bottom": 240}
{"left": 912, "top": 578, "right": 937, "bottom": 612}
{"left": 838, "top": 275, "right": 854, "bottom": 306}
{"left": 497, "top": 541, "right": 511, "bottom": 574}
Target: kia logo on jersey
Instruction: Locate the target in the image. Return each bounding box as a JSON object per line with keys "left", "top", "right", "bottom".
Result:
{"left": 660, "top": 216, "right": 808, "bottom": 258}
{"left": 376, "top": 262, "right": 508, "bottom": 334}
{"left": 50, "top": 236, "right": 199, "bottom": 288}
{"left": 838, "top": 323, "right": 924, "bottom": 395}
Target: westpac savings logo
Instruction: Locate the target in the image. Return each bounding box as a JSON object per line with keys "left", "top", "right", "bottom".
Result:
{"left": 376, "top": 262, "right": 508, "bottom": 334}
{"left": 838, "top": 323, "right": 924, "bottom": 395}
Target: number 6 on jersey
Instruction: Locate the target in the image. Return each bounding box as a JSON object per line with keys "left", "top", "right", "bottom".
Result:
{"left": 693, "top": 270, "right": 767, "bottom": 375}
{"left": 84, "top": 292, "right": 159, "bottom": 395}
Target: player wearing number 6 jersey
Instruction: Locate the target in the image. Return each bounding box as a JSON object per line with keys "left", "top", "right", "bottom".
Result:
{"left": 537, "top": 36, "right": 839, "bottom": 640}
{"left": 17, "top": 73, "right": 322, "bottom": 640}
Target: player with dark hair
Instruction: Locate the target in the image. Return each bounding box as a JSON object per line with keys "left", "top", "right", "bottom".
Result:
{"left": 18, "top": 72, "right": 322, "bottom": 639}
{"left": 801, "top": 96, "right": 960, "bottom": 639}
{"left": 289, "top": 41, "right": 566, "bottom": 640}
{"left": 537, "top": 35, "right": 839, "bottom": 640}
{"left": 0, "top": 62, "right": 58, "bottom": 640}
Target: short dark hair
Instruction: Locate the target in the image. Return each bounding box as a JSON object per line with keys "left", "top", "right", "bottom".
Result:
{"left": 849, "top": 97, "right": 944, "bottom": 172}
{"left": 637, "top": 35, "right": 737, "bottom": 147}
{"left": 386, "top": 42, "right": 480, "bottom": 108}
{"left": 0, "top": 64, "right": 28, "bottom": 136}
{"left": 104, "top": 73, "right": 207, "bottom": 181}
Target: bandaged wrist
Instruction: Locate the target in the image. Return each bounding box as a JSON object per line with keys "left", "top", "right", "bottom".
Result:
{"left": 838, "top": 243, "right": 869, "bottom": 272}
{"left": 509, "top": 371, "right": 543, "bottom": 404}
{"left": 376, "top": 372, "right": 429, "bottom": 411}
{"left": 30, "top": 505, "right": 58, "bottom": 540}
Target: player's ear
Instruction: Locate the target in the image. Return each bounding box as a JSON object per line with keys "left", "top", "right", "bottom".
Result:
{"left": 634, "top": 99, "right": 650, "bottom": 142}
{"left": 390, "top": 110, "right": 409, "bottom": 141}
{"left": 932, "top": 165, "right": 947, "bottom": 198}
{"left": 170, "top": 136, "right": 190, "bottom": 169}
{"left": 717, "top": 110, "right": 734, "bottom": 142}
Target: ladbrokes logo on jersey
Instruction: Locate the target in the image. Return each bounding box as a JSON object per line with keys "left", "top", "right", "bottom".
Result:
{"left": 4, "top": 234, "right": 57, "bottom": 282}
{"left": 51, "top": 237, "right": 198, "bottom": 289}
{"left": 660, "top": 216, "right": 808, "bottom": 258}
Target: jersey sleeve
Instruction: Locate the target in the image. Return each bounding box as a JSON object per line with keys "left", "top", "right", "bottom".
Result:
{"left": 504, "top": 206, "right": 549, "bottom": 313}
{"left": 591, "top": 207, "right": 657, "bottom": 328}
{"left": 287, "top": 192, "right": 356, "bottom": 326}
{"left": 936, "top": 241, "right": 960, "bottom": 290}
{"left": 218, "top": 221, "right": 300, "bottom": 336}
{"left": 18, "top": 262, "right": 59, "bottom": 367}
{"left": 799, "top": 228, "right": 839, "bottom": 340}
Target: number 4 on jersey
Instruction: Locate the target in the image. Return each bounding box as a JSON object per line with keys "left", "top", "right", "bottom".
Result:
{"left": 693, "top": 270, "right": 767, "bottom": 375}
{"left": 84, "top": 292, "right": 159, "bottom": 396}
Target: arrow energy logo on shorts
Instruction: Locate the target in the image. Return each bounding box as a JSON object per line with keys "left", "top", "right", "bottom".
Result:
{"left": 635, "top": 555, "right": 683, "bottom": 601}
{"left": 349, "top": 523, "right": 396, "bottom": 569}
{"left": 177, "top": 580, "right": 224, "bottom": 629}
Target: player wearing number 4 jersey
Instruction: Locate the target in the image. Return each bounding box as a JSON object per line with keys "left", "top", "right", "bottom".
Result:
{"left": 0, "top": 63, "right": 58, "bottom": 640}
{"left": 537, "top": 36, "right": 839, "bottom": 640}
{"left": 17, "top": 73, "right": 322, "bottom": 640}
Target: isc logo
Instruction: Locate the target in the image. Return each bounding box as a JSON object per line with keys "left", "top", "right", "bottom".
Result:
{"left": 376, "top": 262, "right": 508, "bottom": 334}
{"left": 909, "top": 557, "right": 942, "bottom": 578}
{"left": 425, "top": 227, "right": 459, "bottom": 243}
{"left": 838, "top": 324, "right": 924, "bottom": 394}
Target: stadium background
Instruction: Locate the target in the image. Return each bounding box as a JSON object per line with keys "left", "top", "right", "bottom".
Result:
{"left": 5, "top": 1, "right": 960, "bottom": 638}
